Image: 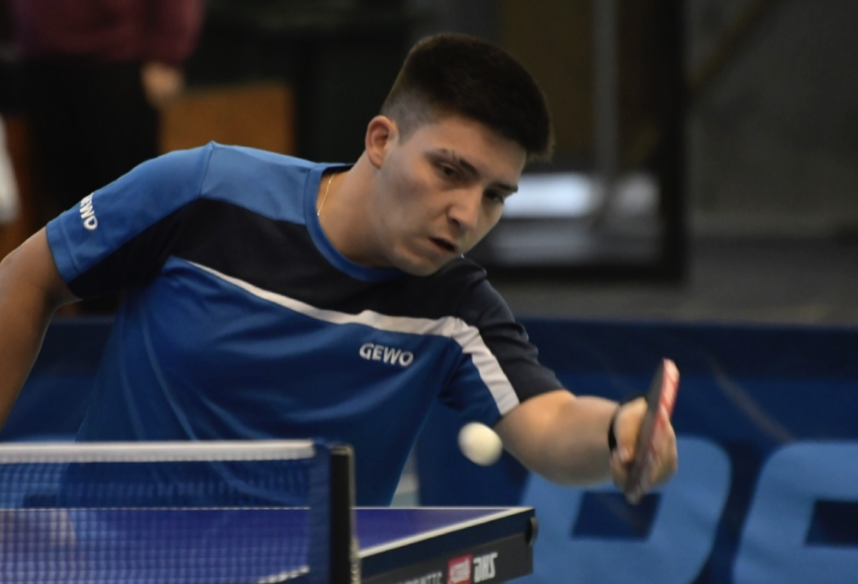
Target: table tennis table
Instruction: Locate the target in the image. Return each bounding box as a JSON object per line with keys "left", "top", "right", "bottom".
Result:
{"left": 358, "top": 507, "right": 536, "bottom": 583}
{"left": 0, "top": 506, "right": 537, "bottom": 584}
{"left": 0, "top": 441, "right": 536, "bottom": 583}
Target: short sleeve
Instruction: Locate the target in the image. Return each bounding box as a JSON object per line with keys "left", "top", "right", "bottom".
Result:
{"left": 46, "top": 144, "right": 213, "bottom": 299}
{"left": 437, "top": 277, "right": 562, "bottom": 426}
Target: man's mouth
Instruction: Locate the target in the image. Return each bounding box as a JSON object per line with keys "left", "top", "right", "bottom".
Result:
{"left": 430, "top": 237, "right": 457, "bottom": 254}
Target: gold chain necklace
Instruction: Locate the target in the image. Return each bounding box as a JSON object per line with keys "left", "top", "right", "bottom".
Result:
{"left": 317, "top": 172, "right": 335, "bottom": 217}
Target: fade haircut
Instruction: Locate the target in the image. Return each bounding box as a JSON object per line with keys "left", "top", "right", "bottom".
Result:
{"left": 381, "top": 33, "right": 554, "bottom": 162}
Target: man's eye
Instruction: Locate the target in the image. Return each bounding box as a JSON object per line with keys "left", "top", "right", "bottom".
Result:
{"left": 439, "top": 164, "right": 457, "bottom": 178}
{"left": 486, "top": 191, "right": 505, "bottom": 204}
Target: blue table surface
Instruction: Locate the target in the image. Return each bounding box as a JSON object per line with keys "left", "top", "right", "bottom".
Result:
{"left": 356, "top": 507, "right": 525, "bottom": 551}
{"left": 0, "top": 506, "right": 529, "bottom": 583}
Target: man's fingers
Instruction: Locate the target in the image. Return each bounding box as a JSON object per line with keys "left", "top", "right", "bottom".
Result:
{"left": 610, "top": 449, "right": 630, "bottom": 486}
{"left": 611, "top": 410, "right": 679, "bottom": 494}
{"left": 649, "top": 423, "right": 678, "bottom": 486}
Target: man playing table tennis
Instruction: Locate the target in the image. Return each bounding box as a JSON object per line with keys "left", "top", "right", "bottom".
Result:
{"left": 0, "top": 33, "right": 677, "bottom": 505}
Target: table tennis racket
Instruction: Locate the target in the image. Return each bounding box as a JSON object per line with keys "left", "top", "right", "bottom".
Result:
{"left": 623, "top": 358, "right": 679, "bottom": 504}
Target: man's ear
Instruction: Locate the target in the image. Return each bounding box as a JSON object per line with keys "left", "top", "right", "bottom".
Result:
{"left": 365, "top": 116, "right": 397, "bottom": 169}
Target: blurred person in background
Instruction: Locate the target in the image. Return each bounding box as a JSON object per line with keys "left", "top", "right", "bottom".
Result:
{"left": 6, "top": 0, "right": 205, "bottom": 312}
{"left": 0, "top": 1, "right": 20, "bottom": 231}
{"left": 0, "top": 117, "right": 19, "bottom": 226}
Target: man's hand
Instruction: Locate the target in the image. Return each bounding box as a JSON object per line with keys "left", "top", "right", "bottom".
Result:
{"left": 141, "top": 62, "right": 185, "bottom": 107}
{"left": 608, "top": 396, "right": 679, "bottom": 495}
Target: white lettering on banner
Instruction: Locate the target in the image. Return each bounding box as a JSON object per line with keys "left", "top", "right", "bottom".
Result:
{"left": 359, "top": 343, "right": 414, "bottom": 367}
{"left": 521, "top": 438, "right": 858, "bottom": 584}
{"left": 473, "top": 552, "right": 498, "bottom": 582}
{"left": 523, "top": 438, "right": 731, "bottom": 584}
{"left": 734, "top": 442, "right": 858, "bottom": 584}
{"left": 79, "top": 193, "right": 98, "bottom": 230}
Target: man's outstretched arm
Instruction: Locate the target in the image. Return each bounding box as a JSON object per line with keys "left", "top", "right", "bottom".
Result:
{"left": 0, "top": 228, "right": 77, "bottom": 428}
{"left": 494, "top": 389, "right": 678, "bottom": 491}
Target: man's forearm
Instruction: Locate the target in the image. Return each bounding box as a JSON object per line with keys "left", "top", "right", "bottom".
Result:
{"left": 0, "top": 281, "right": 54, "bottom": 428}
{"left": 497, "top": 391, "right": 618, "bottom": 486}
{"left": 0, "top": 234, "right": 69, "bottom": 428}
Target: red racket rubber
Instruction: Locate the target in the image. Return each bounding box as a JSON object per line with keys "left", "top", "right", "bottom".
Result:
{"left": 624, "top": 358, "right": 679, "bottom": 504}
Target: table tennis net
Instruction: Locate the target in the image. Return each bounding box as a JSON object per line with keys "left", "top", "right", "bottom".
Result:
{"left": 0, "top": 441, "right": 349, "bottom": 584}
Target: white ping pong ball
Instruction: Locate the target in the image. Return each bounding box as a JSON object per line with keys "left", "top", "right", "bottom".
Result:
{"left": 458, "top": 422, "right": 503, "bottom": 466}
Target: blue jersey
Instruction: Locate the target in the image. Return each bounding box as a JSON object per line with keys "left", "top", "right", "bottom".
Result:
{"left": 46, "top": 143, "right": 561, "bottom": 504}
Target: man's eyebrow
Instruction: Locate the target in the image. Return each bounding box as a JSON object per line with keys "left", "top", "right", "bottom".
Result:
{"left": 436, "top": 149, "right": 519, "bottom": 193}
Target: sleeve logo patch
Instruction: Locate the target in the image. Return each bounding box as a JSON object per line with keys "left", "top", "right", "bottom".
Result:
{"left": 79, "top": 193, "right": 98, "bottom": 231}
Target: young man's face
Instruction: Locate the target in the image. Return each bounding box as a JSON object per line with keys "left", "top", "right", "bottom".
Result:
{"left": 368, "top": 114, "right": 526, "bottom": 276}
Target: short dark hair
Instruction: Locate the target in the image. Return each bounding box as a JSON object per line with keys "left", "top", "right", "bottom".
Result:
{"left": 381, "top": 33, "right": 554, "bottom": 162}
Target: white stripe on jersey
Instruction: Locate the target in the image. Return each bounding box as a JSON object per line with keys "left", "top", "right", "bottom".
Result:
{"left": 188, "top": 261, "right": 520, "bottom": 415}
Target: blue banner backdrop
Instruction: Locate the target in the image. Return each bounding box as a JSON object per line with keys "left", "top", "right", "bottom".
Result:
{"left": 4, "top": 317, "right": 858, "bottom": 583}
{"left": 416, "top": 318, "right": 858, "bottom": 584}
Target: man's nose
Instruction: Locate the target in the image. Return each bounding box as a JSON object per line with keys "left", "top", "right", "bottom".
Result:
{"left": 447, "top": 189, "right": 482, "bottom": 232}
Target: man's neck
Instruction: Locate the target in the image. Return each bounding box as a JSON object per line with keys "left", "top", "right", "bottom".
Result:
{"left": 317, "top": 154, "right": 385, "bottom": 268}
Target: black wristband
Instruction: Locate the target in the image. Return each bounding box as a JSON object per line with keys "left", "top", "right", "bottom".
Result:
{"left": 608, "top": 394, "right": 644, "bottom": 452}
{"left": 607, "top": 406, "right": 621, "bottom": 452}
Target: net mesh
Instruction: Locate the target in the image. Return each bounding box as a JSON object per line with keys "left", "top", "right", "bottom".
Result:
{"left": 0, "top": 441, "right": 332, "bottom": 584}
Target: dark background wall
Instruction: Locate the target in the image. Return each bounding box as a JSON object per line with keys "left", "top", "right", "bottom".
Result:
{"left": 406, "top": 0, "right": 858, "bottom": 324}
{"left": 2, "top": 0, "right": 857, "bottom": 324}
